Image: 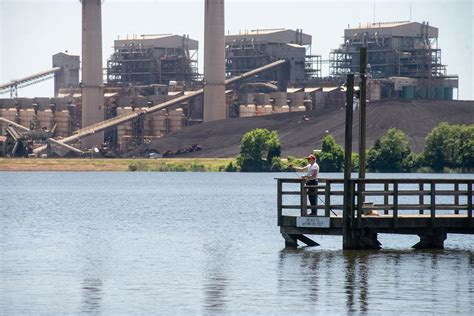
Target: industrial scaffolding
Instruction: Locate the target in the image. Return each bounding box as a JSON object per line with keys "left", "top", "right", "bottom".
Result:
{"left": 329, "top": 21, "right": 449, "bottom": 79}
{"left": 225, "top": 29, "right": 322, "bottom": 84}
{"left": 107, "top": 34, "right": 199, "bottom": 87}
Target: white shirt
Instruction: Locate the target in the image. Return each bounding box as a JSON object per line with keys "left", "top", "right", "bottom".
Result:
{"left": 306, "top": 162, "right": 319, "bottom": 179}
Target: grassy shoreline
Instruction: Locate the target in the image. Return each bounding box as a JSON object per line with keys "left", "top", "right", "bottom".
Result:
{"left": 0, "top": 158, "right": 233, "bottom": 172}
{"left": 0, "top": 158, "right": 470, "bottom": 173}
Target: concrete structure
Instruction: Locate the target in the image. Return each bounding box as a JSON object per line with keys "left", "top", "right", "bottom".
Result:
{"left": 226, "top": 28, "right": 321, "bottom": 84}
{"left": 107, "top": 34, "right": 198, "bottom": 86}
{"left": 81, "top": 0, "right": 104, "bottom": 148}
{"left": 52, "top": 52, "right": 80, "bottom": 97}
{"left": 203, "top": 0, "right": 226, "bottom": 122}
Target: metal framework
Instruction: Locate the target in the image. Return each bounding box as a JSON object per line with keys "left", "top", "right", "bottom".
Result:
{"left": 107, "top": 37, "right": 198, "bottom": 86}
{"left": 0, "top": 67, "right": 61, "bottom": 98}
{"left": 329, "top": 22, "right": 448, "bottom": 80}
{"left": 225, "top": 40, "right": 321, "bottom": 83}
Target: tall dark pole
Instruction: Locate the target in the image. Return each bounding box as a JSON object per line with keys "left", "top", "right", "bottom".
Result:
{"left": 359, "top": 47, "right": 367, "bottom": 181}
{"left": 343, "top": 74, "right": 354, "bottom": 249}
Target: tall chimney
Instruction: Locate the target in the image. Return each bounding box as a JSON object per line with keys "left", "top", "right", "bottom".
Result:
{"left": 203, "top": 0, "right": 226, "bottom": 122}
{"left": 81, "top": 0, "right": 104, "bottom": 148}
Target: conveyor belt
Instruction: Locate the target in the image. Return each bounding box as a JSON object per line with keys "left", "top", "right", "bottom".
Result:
{"left": 0, "top": 67, "right": 61, "bottom": 94}
{"left": 32, "top": 59, "right": 287, "bottom": 155}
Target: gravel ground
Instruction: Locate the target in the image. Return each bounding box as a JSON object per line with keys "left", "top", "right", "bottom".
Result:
{"left": 139, "top": 99, "right": 474, "bottom": 158}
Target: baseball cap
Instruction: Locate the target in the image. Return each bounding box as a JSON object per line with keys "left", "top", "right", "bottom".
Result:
{"left": 307, "top": 154, "right": 316, "bottom": 160}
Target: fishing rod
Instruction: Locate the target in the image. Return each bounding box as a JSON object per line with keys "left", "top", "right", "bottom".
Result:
{"left": 289, "top": 166, "right": 338, "bottom": 216}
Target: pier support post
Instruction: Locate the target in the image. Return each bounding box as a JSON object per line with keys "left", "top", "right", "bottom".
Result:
{"left": 413, "top": 229, "right": 447, "bottom": 249}
{"left": 281, "top": 231, "right": 319, "bottom": 248}
{"left": 344, "top": 229, "right": 382, "bottom": 250}
{"left": 282, "top": 232, "right": 298, "bottom": 248}
{"left": 343, "top": 74, "right": 355, "bottom": 249}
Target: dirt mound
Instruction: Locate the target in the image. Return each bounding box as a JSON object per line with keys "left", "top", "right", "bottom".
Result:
{"left": 143, "top": 99, "right": 474, "bottom": 158}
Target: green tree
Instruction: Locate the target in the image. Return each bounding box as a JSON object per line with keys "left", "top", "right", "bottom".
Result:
{"left": 318, "top": 134, "right": 344, "bottom": 172}
{"left": 351, "top": 152, "right": 359, "bottom": 172}
{"left": 367, "top": 128, "right": 411, "bottom": 172}
{"left": 237, "top": 128, "right": 281, "bottom": 172}
{"left": 403, "top": 152, "right": 423, "bottom": 171}
{"left": 424, "top": 123, "right": 474, "bottom": 171}
{"left": 458, "top": 125, "right": 474, "bottom": 169}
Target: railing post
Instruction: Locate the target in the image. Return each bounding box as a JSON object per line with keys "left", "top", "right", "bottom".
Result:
{"left": 357, "top": 180, "right": 363, "bottom": 228}
{"left": 393, "top": 181, "right": 398, "bottom": 229}
{"left": 325, "top": 180, "right": 331, "bottom": 217}
{"left": 351, "top": 180, "right": 357, "bottom": 228}
{"left": 419, "top": 182, "right": 425, "bottom": 215}
{"left": 430, "top": 181, "right": 436, "bottom": 226}
{"left": 467, "top": 182, "right": 472, "bottom": 223}
{"left": 384, "top": 182, "right": 389, "bottom": 215}
{"left": 277, "top": 179, "right": 282, "bottom": 226}
{"left": 301, "top": 180, "right": 307, "bottom": 217}
{"left": 454, "top": 183, "right": 459, "bottom": 215}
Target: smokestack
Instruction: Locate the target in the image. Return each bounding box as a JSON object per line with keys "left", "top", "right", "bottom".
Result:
{"left": 81, "top": 0, "right": 104, "bottom": 148}
{"left": 203, "top": 0, "right": 226, "bottom": 122}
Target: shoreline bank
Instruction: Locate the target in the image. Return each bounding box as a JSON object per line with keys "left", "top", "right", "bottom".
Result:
{"left": 0, "top": 158, "right": 233, "bottom": 172}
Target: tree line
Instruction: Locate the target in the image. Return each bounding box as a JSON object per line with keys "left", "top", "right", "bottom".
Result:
{"left": 230, "top": 123, "right": 473, "bottom": 173}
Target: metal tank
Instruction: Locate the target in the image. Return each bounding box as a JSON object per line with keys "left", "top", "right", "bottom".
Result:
{"left": 239, "top": 104, "right": 256, "bottom": 117}
{"left": 401, "top": 86, "right": 415, "bottom": 99}
{"left": 116, "top": 107, "right": 133, "bottom": 148}
{"left": 435, "top": 87, "right": 445, "bottom": 99}
{"left": 19, "top": 109, "right": 35, "bottom": 129}
{"left": 255, "top": 93, "right": 272, "bottom": 116}
{"left": 270, "top": 92, "right": 289, "bottom": 113}
{"left": 37, "top": 109, "right": 54, "bottom": 130}
{"left": 288, "top": 92, "right": 305, "bottom": 112}
{"left": 54, "top": 110, "right": 72, "bottom": 137}
{"left": 168, "top": 108, "right": 185, "bottom": 132}
{"left": 148, "top": 109, "right": 168, "bottom": 137}
{"left": 444, "top": 87, "right": 453, "bottom": 100}
{"left": 0, "top": 108, "right": 18, "bottom": 135}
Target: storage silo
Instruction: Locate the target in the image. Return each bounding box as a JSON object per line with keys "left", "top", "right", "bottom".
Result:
{"left": 168, "top": 108, "right": 185, "bottom": 133}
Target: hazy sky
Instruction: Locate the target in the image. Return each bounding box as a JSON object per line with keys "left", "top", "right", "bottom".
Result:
{"left": 1, "top": 0, "right": 472, "bottom": 100}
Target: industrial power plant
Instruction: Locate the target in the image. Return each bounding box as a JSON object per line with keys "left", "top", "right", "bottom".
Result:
{"left": 0, "top": 0, "right": 460, "bottom": 158}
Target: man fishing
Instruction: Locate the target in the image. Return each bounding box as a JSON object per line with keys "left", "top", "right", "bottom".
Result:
{"left": 290, "top": 154, "right": 320, "bottom": 215}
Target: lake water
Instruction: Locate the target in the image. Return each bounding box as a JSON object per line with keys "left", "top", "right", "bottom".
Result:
{"left": 1, "top": 172, "right": 473, "bottom": 314}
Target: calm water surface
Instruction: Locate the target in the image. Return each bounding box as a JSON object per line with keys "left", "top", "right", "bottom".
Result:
{"left": 1, "top": 172, "right": 473, "bottom": 314}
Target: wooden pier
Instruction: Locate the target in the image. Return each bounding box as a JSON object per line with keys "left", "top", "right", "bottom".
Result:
{"left": 277, "top": 178, "right": 474, "bottom": 249}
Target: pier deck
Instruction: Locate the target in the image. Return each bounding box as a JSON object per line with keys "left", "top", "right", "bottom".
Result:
{"left": 277, "top": 178, "right": 473, "bottom": 249}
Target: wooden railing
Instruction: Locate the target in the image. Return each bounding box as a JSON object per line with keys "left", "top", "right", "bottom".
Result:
{"left": 277, "top": 178, "right": 473, "bottom": 227}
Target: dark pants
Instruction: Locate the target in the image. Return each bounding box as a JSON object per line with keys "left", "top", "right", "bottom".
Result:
{"left": 307, "top": 180, "right": 318, "bottom": 214}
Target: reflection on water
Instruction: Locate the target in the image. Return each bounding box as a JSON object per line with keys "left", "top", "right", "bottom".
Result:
{"left": 81, "top": 278, "right": 103, "bottom": 313}
{"left": 202, "top": 243, "right": 230, "bottom": 313}
{"left": 343, "top": 251, "right": 369, "bottom": 313}
{"left": 1, "top": 172, "right": 473, "bottom": 314}
{"left": 278, "top": 248, "right": 474, "bottom": 314}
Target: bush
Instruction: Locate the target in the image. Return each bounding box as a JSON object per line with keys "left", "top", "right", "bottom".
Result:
{"left": 287, "top": 156, "right": 307, "bottom": 168}
{"left": 190, "top": 163, "right": 206, "bottom": 172}
{"left": 269, "top": 157, "right": 284, "bottom": 172}
{"left": 225, "top": 161, "right": 238, "bottom": 172}
{"left": 128, "top": 161, "right": 149, "bottom": 171}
